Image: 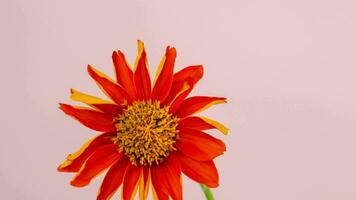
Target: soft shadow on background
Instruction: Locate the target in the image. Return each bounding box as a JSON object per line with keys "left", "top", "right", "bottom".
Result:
{"left": 1, "top": 0, "right": 356, "bottom": 199}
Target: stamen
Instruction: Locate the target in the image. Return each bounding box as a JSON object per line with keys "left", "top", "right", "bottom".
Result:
{"left": 114, "top": 101, "right": 179, "bottom": 166}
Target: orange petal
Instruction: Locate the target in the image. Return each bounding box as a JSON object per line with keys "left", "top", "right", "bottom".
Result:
{"left": 177, "top": 152, "right": 219, "bottom": 188}
{"left": 59, "top": 103, "right": 115, "bottom": 132}
{"left": 122, "top": 164, "right": 142, "bottom": 200}
{"left": 163, "top": 65, "right": 203, "bottom": 106}
{"left": 168, "top": 80, "right": 194, "bottom": 113}
{"left": 151, "top": 46, "right": 177, "bottom": 102}
{"left": 178, "top": 116, "right": 229, "bottom": 135}
{"left": 112, "top": 51, "right": 137, "bottom": 99}
{"left": 87, "top": 65, "right": 132, "bottom": 105}
{"left": 175, "top": 96, "right": 227, "bottom": 118}
{"left": 70, "top": 144, "right": 122, "bottom": 187}
{"left": 176, "top": 128, "right": 226, "bottom": 161}
{"left": 70, "top": 88, "right": 123, "bottom": 116}
{"left": 58, "top": 132, "right": 115, "bottom": 172}
{"left": 134, "top": 40, "right": 151, "bottom": 100}
{"left": 97, "top": 157, "right": 130, "bottom": 200}
{"left": 151, "top": 154, "right": 182, "bottom": 200}
{"left": 139, "top": 167, "right": 150, "bottom": 200}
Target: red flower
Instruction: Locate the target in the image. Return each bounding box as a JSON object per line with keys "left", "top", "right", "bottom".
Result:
{"left": 58, "top": 41, "right": 228, "bottom": 200}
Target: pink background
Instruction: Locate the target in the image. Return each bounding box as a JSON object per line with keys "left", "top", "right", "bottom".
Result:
{"left": 2, "top": 0, "right": 356, "bottom": 199}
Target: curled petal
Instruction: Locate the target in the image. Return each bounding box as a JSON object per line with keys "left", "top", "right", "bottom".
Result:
{"left": 139, "top": 167, "right": 150, "bottom": 200}
{"left": 87, "top": 65, "right": 132, "bottom": 105}
{"left": 167, "top": 81, "right": 192, "bottom": 113}
{"left": 177, "top": 152, "right": 219, "bottom": 188}
{"left": 59, "top": 103, "right": 115, "bottom": 132}
{"left": 176, "top": 128, "right": 226, "bottom": 161}
{"left": 163, "top": 65, "right": 203, "bottom": 106}
{"left": 58, "top": 132, "right": 115, "bottom": 172}
{"left": 178, "top": 116, "right": 229, "bottom": 135}
{"left": 151, "top": 46, "right": 177, "bottom": 102}
{"left": 71, "top": 144, "right": 122, "bottom": 187}
{"left": 97, "top": 157, "right": 130, "bottom": 200}
{"left": 112, "top": 51, "right": 136, "bottom": 99}
{"left": 134, "top": 40, "right": 151, "bottom": 100}
{"left": 70, "top": 88, "right": 122, "bottom": 116}
{"left": 175, "top": 96, "right": 227, "bottom": 118}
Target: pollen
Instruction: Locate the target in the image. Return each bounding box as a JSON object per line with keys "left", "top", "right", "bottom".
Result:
{"left": 114, "top": 101, "right": 179, "bottom": 166}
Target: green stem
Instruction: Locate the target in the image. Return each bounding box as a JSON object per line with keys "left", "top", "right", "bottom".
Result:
{"left": 200, "top": 184, "right": 214, "bottom": 200}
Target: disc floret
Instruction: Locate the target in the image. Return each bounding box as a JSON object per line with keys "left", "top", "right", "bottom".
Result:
{"left": 115, "top": 101, "right": 179, "bottom": 166}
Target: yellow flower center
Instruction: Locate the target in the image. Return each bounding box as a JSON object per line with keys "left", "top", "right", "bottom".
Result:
{"left": 114, "top": 101, "right": 179, "bottom": 166}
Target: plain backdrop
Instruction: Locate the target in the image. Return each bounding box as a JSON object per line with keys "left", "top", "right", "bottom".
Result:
{"left": 1, "top": 0, "right": 356, "bottom": 199}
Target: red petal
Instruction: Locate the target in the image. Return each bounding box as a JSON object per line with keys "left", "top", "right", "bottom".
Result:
{"left": 151, "top": 154, "right": 182, "bottom": 200}
{"left": 122, "top": 164, "right": 142, "bottom": 200}
{"left": 178, "top": 116, "right": 229, "bottom": 135}
{"left": 151, "top": 166, "right": 169, "bottom": 199}
{"left": 151, "top": 46, "right": 177, "bottom": 102}
{"left": 173, "top": 65, "right": 203, "bottom": 83}
{"left": 59, "top": 103, "right": 115, "bottom": 132}
{"left": 178, "top": 116, "right": 215, "bottom": 131}
{"left": 163, "top": 65, "right": 203, "bottom": 106}
{"left": 134, "top": 41, "right": 151, "bottom": 100}
{"left": 177, "top": 152, "right": 219, "bottom": 188}
{"left": 112, "top": 51, "right": 137, "bottom": 99}
{"left": 176, "top": 129, "right": 226, "bottom": 161}
{"left": 71, "top": 144, "right": 122, "bottom": 187}
{"left": 92, "top": 104, "right": 122, "bottom": 116}
{"left": 58, "top": 132, "right": 115, "bottom": 172}
{"left": 142, "top": 167, "right": 149, "bottom": 189}
{"left": 97, "top": 157, "right": 130, "bottom": 200}
{"left": 175, "top": 96, "right": 227, "bottom": 118}
{"left": 152, "top": 184, "right": 169, "bottom": 200}
{"left": 87, "top": 65, "right": 132, "bottom": 105}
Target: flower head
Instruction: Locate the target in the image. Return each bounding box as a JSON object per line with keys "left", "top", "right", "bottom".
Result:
{"left": 58, "top": 40, "right": 228, "bottom": 200}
